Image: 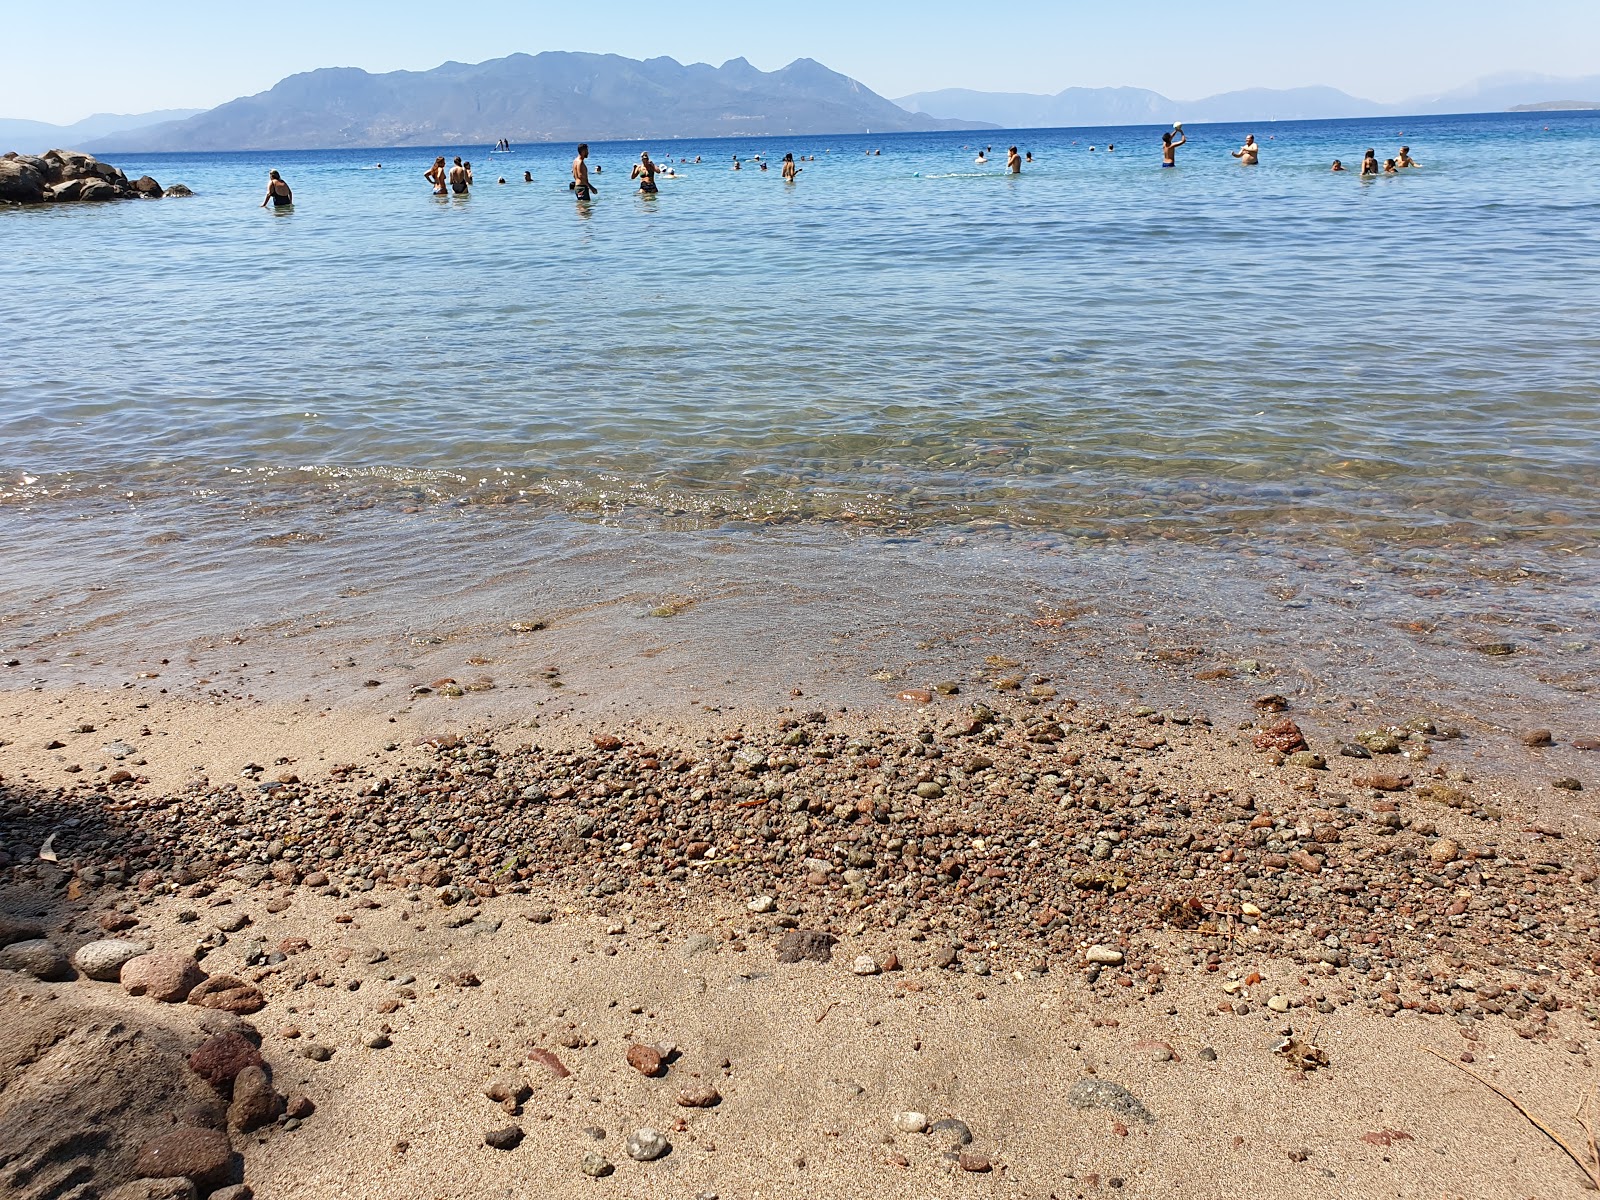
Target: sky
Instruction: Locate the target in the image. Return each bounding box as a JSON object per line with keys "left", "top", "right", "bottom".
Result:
{"left": 5, "top": 0, "right": 1599, "bottom": 125}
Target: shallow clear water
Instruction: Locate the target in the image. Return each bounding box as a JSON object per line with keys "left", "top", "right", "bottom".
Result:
{"left": 2, "top": 112, "right": 1597, "bottom": 733}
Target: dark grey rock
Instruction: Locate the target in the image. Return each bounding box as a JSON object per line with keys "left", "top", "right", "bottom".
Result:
{"left": 775, "top": 929, "right": 837, "bottom": 964}
{"left": 0, "top": 938, "right": 72, "bottom": 981}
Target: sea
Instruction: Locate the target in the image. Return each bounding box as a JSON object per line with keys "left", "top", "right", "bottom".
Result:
{"left": 3, "top": 111, "right": 1597, "bottom": 750}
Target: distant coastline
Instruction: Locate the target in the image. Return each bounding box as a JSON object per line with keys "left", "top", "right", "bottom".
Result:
{"left": 1509, "top": 99, "right": 1600, "bottom": 111}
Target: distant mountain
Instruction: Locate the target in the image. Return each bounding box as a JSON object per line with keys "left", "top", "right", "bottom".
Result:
{"left": 0, "top": 110, "right": 205, "bottom": 153}
{"left": 898, "top": 71, "right": 1600, "bottom": 128}
{"left": 88, "top": 52, "right": 990, "bottom": 151}
{"left": 1510, "top": 100, "right": 1600, "bottom": 111}
{"left": 897, "top": 84, "right": 1383, "bottom": 128}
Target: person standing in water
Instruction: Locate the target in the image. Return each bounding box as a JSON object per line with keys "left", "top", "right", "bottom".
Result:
{"left": 1161, "top": 128, "right": 1186, "bottom": 167}
{"left": 449, "top": 157, "right": 470, "bottom": 195}
{"left": 781, "top": 152, "right": 800, "bottom": 182}
{"left": 632, "top": 151, "right": 659, "bottom": 193}
{"left": 260, "top": 170, "right": 292, "bottom": 208}
{"left": 572, "top": 143, "right": 597, "bottom": 200}
{"left": 1360, "top": 148, "right": 1379, "bottom": 176}
{"left": 425, "top": 157, "right": 447, "bottom": 195}
{"left": 1396, "top": 145, "right": 1419, "bottom": 168}
{"left": 1007, "top": 145, "right": 1022, "bottom": 173}
{"left": 1232, "top": 134, "right": 1259, "bottom": 164}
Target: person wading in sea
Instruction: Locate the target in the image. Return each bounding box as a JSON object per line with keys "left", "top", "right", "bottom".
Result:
{"left": 260, "top": 170, "right": 292, "bottom": 208}
{"left": 1007, "top": 145, "right": 1022, "bottom": 174}
{"left": 781, "top": 153, "right": 801, "bottom": 182}
{"left": 1231, "top": 134, "right": 1259, "bottom": 165}
{"left": 425, "top": 157, "right": 447, "bottom": 195}
{"left": 1161, "top": 128, "right": 1186, "bottom": 167}
{"left": 449, "top": 157, "right": 470, "bottom": 195}
{"left": 631, "top": 152, "right": 658, "bottom": 194}
{"left": 571, "top": 144, "right": 597, "bottom": 201}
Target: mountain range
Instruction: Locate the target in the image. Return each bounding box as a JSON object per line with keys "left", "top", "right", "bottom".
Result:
{"left": 0, "top": 109, "right": 204, "bottom": 151}
{"left": 84, "top": 53, "right": 987, "bottom": 152}
{"left": 897, "top": 71, "right": 1600, "bottom": 128}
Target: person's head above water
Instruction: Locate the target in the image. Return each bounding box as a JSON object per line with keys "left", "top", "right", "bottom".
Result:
{"left": 1162, "top": 132, "right": 1173, "bottom": 145}
{"left": 268, "top": 170, "right": 281, "bottom": 180}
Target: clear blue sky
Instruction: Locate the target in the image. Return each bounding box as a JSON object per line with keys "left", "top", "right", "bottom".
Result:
{"left": 5, "top": 0, "right": 1599, "bottom": 124}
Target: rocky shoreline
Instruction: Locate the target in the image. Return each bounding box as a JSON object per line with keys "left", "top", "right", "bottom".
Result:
{"left": 2, "top": 688, "right": 1598, "bottom": 1197}
{"left": 1, "top": 148, "right": 190, "bottom": 206}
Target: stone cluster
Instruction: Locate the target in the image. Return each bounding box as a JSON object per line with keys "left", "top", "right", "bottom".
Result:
{"left": 0, "top": 148, "right": 190, "bottom": 206}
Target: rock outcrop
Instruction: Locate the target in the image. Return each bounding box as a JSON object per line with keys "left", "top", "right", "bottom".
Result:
{"left": 0, "top": 149, "right": 187, "bottom": 207}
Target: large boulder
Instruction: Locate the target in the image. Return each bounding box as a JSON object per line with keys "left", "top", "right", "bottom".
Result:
{"left": 48, "top": 179, "right": 85, "bottom": 203}
{"left": 0, "top": 160, "right": 46, "bottom": 206}
{"left": 132, "top": 175, "right": 163, "bottom": 197}
{"left": 79, "top": 178, "right": 117, "bottom": 202}
{"left": 164, "top": 184, "right": 193, "bottom": 197}
{"left": 73, "top": 938, "right": 153, "bottom": 981}
{"left": 0, "top": 940, "right": 72, "bottom": 981}
{"left": 122, "top": 952, "right": 206, "bottom": 1002}
{"left": 45, "top": 148, "right": 94, "bottom": 178}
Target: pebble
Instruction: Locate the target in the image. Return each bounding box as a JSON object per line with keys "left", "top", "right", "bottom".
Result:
{"left": 121, "top": 952, "right": 206, "bottom": 1002}
{"left": 187, "top": 975, "right": 266, "bottom": 1014}
{"left": 625, "top": 1128, "right": 669, "bottom": 1161}
{"left": 1068, "top": 1079, "right": 1155, "bottom": 1124}
{"left": 580, "top": 1151, "right": 614, "bottom": 1177}
{"left": 775, "top": 929, "right": 837, "bottom": 964}
{"left": 72, "top": 937, "right": 153, "bottom": 981}
{"left": 927, "top": 1118, "right": 973, "bottom": 1149}
{"left": 626, "top": 1044, "right": 664, "bottom": 1076}
{"left": 227, "top": 1064, "right": 277, "bottom": 1132}
{"left": 747, "top": 895, "right": 776, "bottom": 913}
{"left": 1553, "top": 778, "right": 1583, "bottom": 791}
{"left": 188, "top": 1033, "right": 263, "bottom": 1093}
{"left": 1267, "top": 995, "right": 1292, "bottom": 1013}
{"left": 852, "top": 954, "right": 880, "bottom": 976}
{"left": 484, "top": 1125, "right": 524, "bottom": 1150}
{"left": 134, "top": 1128, "right": 234, "bottom": 1189}
{"left": 893, "top": 1111, "right": 929, "bottom": 1134}
{"left": 957, "top": 1151, "right": 992, "bottom": 1173}
{"left": 677, "top": 1083, "right": 721, "bottom": 1108}
{"left": 0, "top": 938, "right": 71, "bottom": 981}
{"left": 1086, "top": 945, "right": 1124, "bottom": 966}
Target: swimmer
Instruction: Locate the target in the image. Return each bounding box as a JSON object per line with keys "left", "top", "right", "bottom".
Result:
{"left": 975, "top": 151, "right": 988, "bottom": 164}
{"left": 498, "top": 177, "right": 506, "bottom": 185}
{"left": 1360, "top": 148, "right": 1378, "bottom": 177}
{"left": 695, "top": 155, "right": 702, "bottom": 163}
{"left": 782, "top": 152, "right": 800, "bottom": 182}
{"left": 1396, "top": 145, "right": 1419, "bottom": 168}
{"left": 1231, "top": 134, "right": 1259, "bottom": 165}
{"left": 425, "top": 156, "right": 448, "bottom": 195}
{"left": 1107, "top": 143, "right": 1114, "bottom": 152}
{"left": 449, "top": 156, "right": 469, "bottom": 195}
{"left": 524, "top": 171, "right": 533, "bottom": 183}
{"left": 260, "top": 169, "right": 292, "bottom": 208}
{"left": 1330, "top": 159, "right": 1346, "bottom": 172}
{"left": 1383, "top": 158, "right": 1398, "bottom": 174}
{"left": 1161, "top": 129, "right": 1186, "bottom": 167}
{"left": 571, "top": 143, "right": 596, "bottom": 200}
{"left": 631, "top": 151, "right": 659, "bottom": 194}
{"left": 759, "top": 162, "right": 768, "bottom": 171}
{"left": 1006, "top": 145, "right": 1021, "bottom": 174}
{"left": 1025, "top": 151, "right": 1033, "bottom": 163}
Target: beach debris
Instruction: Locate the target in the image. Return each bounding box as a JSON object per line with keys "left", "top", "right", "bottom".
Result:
{"left": 509, "top": 620, "right": 546, "bottom": 633}
{"left": 528, "top": 1047, "right": 571, "bottom": 1078}
{"left": 1273, "top": 1032, "right": 1330, "bottom": 1073}
{"left": 485, "top": 1125, "right": 524, "bottom": 1150}
{"left": 1359, "top": 1128, "right": 1413, "bottom": 1147}
{"left": 37, "top": 831, "right": 59, "bottom": 862}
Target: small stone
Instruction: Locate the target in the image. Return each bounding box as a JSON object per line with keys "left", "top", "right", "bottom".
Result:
{"left": 189, "top": 1033, "right": 264, "bottom": 1094}
{"left": 958, "top": 1151, "right": 992, "bottom": 1173}
{"left": 284, "top": 1093, "right": 315, "bottom": 1119}
{"left": 776, "top": 929, "right": 837, "bottom": 964}
{"left": 367, "top": 1032, "right": 392, "bottom": 1050}
{"left": 1267, "top": 995, "right": 1292, "bottom": 1013}
{"left": 1522, "top": 729, "right": 1554, "bottom": 747}
{"left": 73, "top": 937, "right": 153, "bottom": 980}
{"left": 227, "top": 1065, "right": 277, "bottom": 1132}
{"left": 1198, "top": 1047, "right": 1218, "bottom": 1062}
{"left": 893, "top": 1111, "right": 929, "bottom": 1133}
{"left": 1086, "top": 945, "right": 1124, "bottom": 966}
{"left": 1428, "top": 837, "right": 1461, "bottom": 866}
{"left": 1068, "top": 1079, "right": 1155, "bottom": 1124}
{"left": 928, "top": 1118, "right": 973, "bottom": 1148}
{"left": 626, "top": 1044, "right": 664, "bottom": 1076}
{"left": 1553, "top": 778, "right": 1583, "bottom": 791}
{"left": 485, "top": 1125, "right": 524, "bottom": 1150}
{"left": 187, "top": 976, "right": 265, "bottom": 1014}
{"left": 122, "top": 952, "right": 207, "bottom": 1002}
{"left": 852, "top": 954, "right": 880, "bottom": 976}
{"left": 1285, "top": 751, "right": 1326, "bottom": 770}
{"left": 676, "top": 1083, "right": 721, "bottom": 1108}
{"left": 625, "top": 1128, "right": 669, "bottom": 1161}
{"left": 0, "top": 938, "right": 71, "bottom": 981}
{"left": 747, "top": 895, "right": 776, "bottom": 913}
{"left": 580, "top": 1151, "right": 614, "bottom": 1177}
{"left": 300, "top": 1043, "right": 334, "bottom": 1062}
{"left": 916, "top": 782, "right": 944, "bottom": 799}
{"left": 134, "top": 1128, "right": 234, "bottom": 1189}
{"left": 1134, "top": 1039, "right": 1176, "bottom": 1063}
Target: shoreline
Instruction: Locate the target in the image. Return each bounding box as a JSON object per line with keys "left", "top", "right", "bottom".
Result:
{"left": 3, "top": 672, "right": 1599, "bottom": 1196}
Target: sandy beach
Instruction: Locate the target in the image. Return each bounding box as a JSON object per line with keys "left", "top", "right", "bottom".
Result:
{"left": 3, "top": 639, "right": 1598, "bottom": 1199}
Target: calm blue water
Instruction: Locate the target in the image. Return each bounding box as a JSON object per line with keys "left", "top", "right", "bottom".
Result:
{"left": 2, "top": 111, "right": 1597, "bottom": 722}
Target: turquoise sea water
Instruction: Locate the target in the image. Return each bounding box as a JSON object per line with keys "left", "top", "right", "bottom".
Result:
{"left": 2, "top": 112, "right": 1597, "bottom": 728}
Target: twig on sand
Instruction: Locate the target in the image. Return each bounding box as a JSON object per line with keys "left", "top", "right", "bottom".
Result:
{"left": 816, "top": 1001, "right": 840, "bottom": 1024}
{"left": 1423, "top": 1046, "right": 1600, "bottom": 1189}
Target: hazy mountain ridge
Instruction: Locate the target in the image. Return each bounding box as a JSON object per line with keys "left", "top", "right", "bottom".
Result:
{"left": 0, "top": 110, "right": 205, "bottom": 153}
{"left": 897, "top": 71, "right": 1600, "bottom": 127}
{"left": 86, "top": 53, "right": 989, "bottom": 152}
